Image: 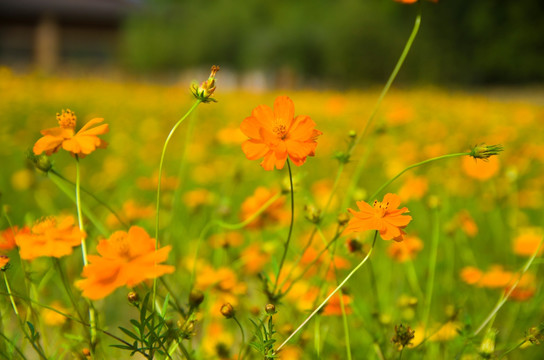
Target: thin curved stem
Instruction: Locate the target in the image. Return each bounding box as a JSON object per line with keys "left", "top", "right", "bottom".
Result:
{"left": 153, "top": 99, "right": 201, "bottom": 308}
{"left": 3, "top": 273, "right": 48, "bottom": 360}
{"left": 423, "top": 206, "right": 440, "bottom": 338}
{"left": 74, "top": 156, "right": 88, "bottom": 265}
{"left": 350, "top": 6, "right": 422, "bottom": 154}
{"left": 473, "top": 235, "right": 544, "bottom": 336}
{"left": 272, "top": 159, "right": 295, "bottom": 296}
{"left": 368, "top": 152, "right": 469, "bottom": 201}
{"left": 50, "top": 169, "right": 128, "bottom": 229}
{"left": 47, "top": 172, "right": 108, "bottom": 237}
{"left": 277, "top": 231, "right": 378, "bottom": 351}
{"left": 74, "top": 156, "right": 97, "bottom": 347}
{"left": 155, "top": 100, "right": 201, "bottom": 245}
{"left": 233, "top": 316, "right": 246, "bottom": 360}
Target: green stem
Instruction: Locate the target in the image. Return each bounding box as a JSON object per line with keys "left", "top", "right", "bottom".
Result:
{"left": 344, "top": 6, "right": 422, "bottom": 205}
{"left": 404, "top": 259, "right": 424, "bottom": 300}
{"left": 368, "top": 152, "right": 469, "bottom": 201}
{"left": 3, "top": 272, "right": 47, "bottom": 360}
{"left": 272, "top": 159, "right": 295, "bottom": 296}
{"left": 277, "top": 231, "right": 378, "bottom": 351}
{"left": 473, "top": 235, "right": 544, "bottom": 336}
{"left": 0, "top": 331, "right": 27, "bottom": 360}
{"left": 47, "top": 172, "right": 108, "bottom": 237}
{"left": 350, "top": 8, "right": 421, "bottom": 153}
{"left": 155, "top": 100, "right": 201, "bottom": 245}
{"left": 189, "top": 192, "right": 282, "bottom": 291}
{"left": 499, "top": 339, "right": 527, "bottom": 359}
{"left": 52, "top": 258, "right": 85, "bottom": 325}
{"left": 74, "top": 156, "right": 88, "bottom": 265}
{"left": 74, "top": 156, "right": 97, "bottom": 348}
{"left": 50, "top": 169, "right": 128, "bottom": 229}
{"left": 233, "top": 316, "right": 246, "bottom": 360}
{"left": 423, "top": 206, "right": 440, "bottom": 338}
{"left": 153, "top": 100, "right": 201, "bottom": 308}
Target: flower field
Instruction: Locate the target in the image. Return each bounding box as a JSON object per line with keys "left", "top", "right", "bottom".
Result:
{"left": 0, "top": 66, "right": 543, "bottom": 360}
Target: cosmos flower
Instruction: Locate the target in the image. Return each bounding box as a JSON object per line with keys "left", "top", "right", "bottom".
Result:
{"left": 345, "top": 193, "right": 412, "bottom": 241}
{"left": 76, "top": 226, "right": 174, "bottom": 300}
{"left": 15, "top": 216, "right": 84, "bottom": 260}
{"left": 241, "top": 96, "right": 322, "bottom": 171}
{"left": 33, "top": 109, "right": 108, "bottom": 158}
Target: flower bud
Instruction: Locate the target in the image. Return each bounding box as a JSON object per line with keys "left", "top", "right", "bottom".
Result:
{"left": 127, "top": 291, "right": 140, "bottom": 306}
{"left": 265, "top": 303, "right": 276, "bottom": 315}
{"left": 469, "top": 144, "right": 504, "bottom": 161}
{"left": 27, "top": 151, "right": 52, "bottom": 173}
{"left": 189, "top": 290, "right": 205, "bottom": 308}
{"left": 190, "top": 65, "right": 220, "bottom": 103}
{"left": 391, "top": 324, "right": 415, "bottom": 350}
{"left": 304, "top": 204, "right": 321, "bottom": 224}
{"left": 220, "top": 303, "right": 235, "bottom": 319}
{"left": 479, "top": 328, "right": 497, "bottom": 358}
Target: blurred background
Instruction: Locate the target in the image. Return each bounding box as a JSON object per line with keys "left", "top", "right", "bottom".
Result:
{"left": 1, "top": 0, "right": 544, "bottom": 89}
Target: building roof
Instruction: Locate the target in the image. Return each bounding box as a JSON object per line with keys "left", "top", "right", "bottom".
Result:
{"left": 0, "top": 0, "right": 140, "bottom": 23}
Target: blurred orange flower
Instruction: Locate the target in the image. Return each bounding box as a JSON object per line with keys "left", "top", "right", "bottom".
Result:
{"left": 345, "top": 193, "right": 412, "bottom": 241}
{"left": 15, "top": 216, "right": 84, "bottom": 259}
{"left": 512, "top": 227, "right": 543, "bottom": 257}
{"left": 76, "top": 226, "right": 174, "bottom": 300}
{"left": 462, "top": 156, "right": 500, "bottom": 181}
{"left": 1, "top": 226, "right": 29, "bottom": 251}
{"left": 460, "top": 266, "right": 483, "bottom": 285}
{"left": 33, "top": 109, "right": 108, "bottom": 158}
{"left": 322, "top": 293, "right": 353, "bottom": 316}
{"left": 387, "top": 235, "right": 423, "bottom": 262}
{"left": 240, "top": 187, "right": 288, "bottom": 229}
{"left": 241, "top": 96, "right": 322, "bottom": 171}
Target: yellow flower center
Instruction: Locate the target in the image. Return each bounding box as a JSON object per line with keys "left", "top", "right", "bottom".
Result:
{"left": 272, "top": 123, "right": 288, "bottom": 139}
{"left": 57, "top": 109, "right": 77, "bottom": 130}
{"left": 109, "top": 232, "right": 132, "bottom": 260}
{"left": 33, "top": 217, "right": 56, "bottom": 234}
{"left": 372, "top": 200, "right": 390, "bottom": 217}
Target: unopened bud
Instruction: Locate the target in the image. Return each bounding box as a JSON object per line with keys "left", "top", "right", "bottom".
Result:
{"left": 127, "top": 291, "right": 140, "bottom": 305}
{"left": 469, "top": 144, "right": 504, "bottom": 161}
{"left": 304, "top": 204, "right": 321, "bottom": 224}
{"left": 220, "top": 303, "right": 235, "bottom": 319}
{"left": 479, "top": 328, "right": 497, "bottom": 358}
{"left": 392, "top": 324, "right": 415, "bottom": 350}
{"left": 190, "top": 65, "right": 220, "bottom": 103}
{"left": 189, "top": 290, "right": 204, "bottom": 308}
{"left": 265, "top": 303, "right": 276, "bottom": 315}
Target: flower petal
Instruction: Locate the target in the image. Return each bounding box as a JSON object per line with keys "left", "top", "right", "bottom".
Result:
{"left": 273, "top": 96, "right": 295, "bottom": 127}
{"left": 242, "top": 139, "right": 269, "bottom": 160}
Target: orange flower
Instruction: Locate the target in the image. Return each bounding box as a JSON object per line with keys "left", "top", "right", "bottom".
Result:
{"left": 345, "top": 193, "right": 412, "bottom": 241}
{"left": 460, "top": 266, "right": 483, "bottom": 285}
{"left": 15, "top": 216, "right": 84, "bottom": 259}
{"left": 33, "top": 109, "right": 108, "bottom": 158}
{"left": 0, "top": 255, "right": 9, "bottom": 269}
{"left": 512, "top": 227, "right": 543, "bottom": 257}
{"left": 322, "top": 293, "right": 353, "bottom": 316}
{"left": 76, "top": 226, "right": 174, "bottom": 300}
{"left": 241, "top": 96, "right": 322, "bottom": 171}
{"left": 1, "top": 226, "right": 29, "bottom": 251}
{"left": 462, "top": 156, "right": 500, "bottom": 181}
{"left": 387, "top": 235, "right": 423, "bottom": 262}
{"left": 240, "top": 187, "right": 289, "bottom": 229}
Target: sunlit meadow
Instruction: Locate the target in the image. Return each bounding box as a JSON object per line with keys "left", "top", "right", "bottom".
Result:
{"left": 1, "top": 5, "right": 544, "bottom": 360}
